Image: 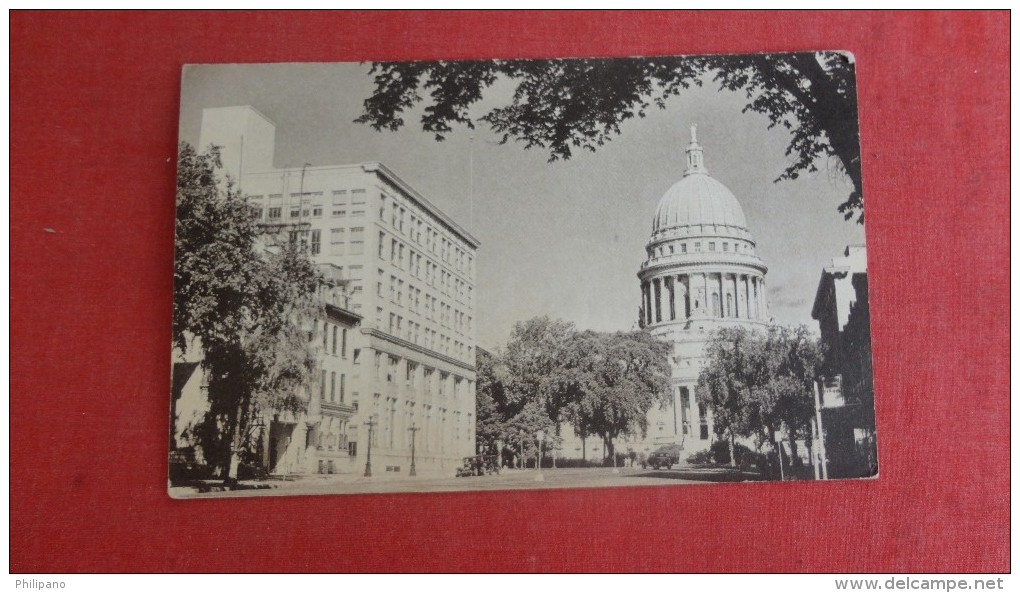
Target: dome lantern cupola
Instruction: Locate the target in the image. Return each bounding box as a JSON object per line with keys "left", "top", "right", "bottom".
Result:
{"left": 685, "top": 123, "right": 707, "bottom": 176}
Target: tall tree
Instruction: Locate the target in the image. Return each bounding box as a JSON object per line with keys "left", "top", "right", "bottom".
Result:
{"left": 698, "top": 324, "right": 823, "bottom": 465}
{"left": 500, "top": 316, "right": 576, "bottom": 420}
{"left": 562, "top": 330, "right": 672, "bottom": 462}
{"left": 474, "top": 346, "right": 508, "bottom": 452}
{"left": 356, "top": 52, "right": 864, "bottom": 222}
{"left": 173, "top": 143, "right": 322, "bottom": 482}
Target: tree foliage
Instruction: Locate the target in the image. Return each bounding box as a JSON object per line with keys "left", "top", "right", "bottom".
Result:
{"left": 474, "top": 317, "right": 671, "bottom": 463}
{"left": 356, "top": 52, "right": 864, "bottom": 222}
{"left": 173, "top": 143, "right": 323, "bottom": 479}
{"left": 560, "top": 330, "right": 672, "bottom": 459}
{"left": 697, "top": 325, "right": 823, "bottom": 453}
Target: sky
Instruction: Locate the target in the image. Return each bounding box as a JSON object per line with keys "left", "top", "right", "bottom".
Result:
{"left": 179, "top": 61, "right": 866, "bottom": 350}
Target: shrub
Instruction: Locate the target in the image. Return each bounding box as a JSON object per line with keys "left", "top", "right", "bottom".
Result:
{"left": 710, "top": 440, "right": 756, "bottom": 466}
{"left": 686, "top": 449, "right": 714, "bottom": 464}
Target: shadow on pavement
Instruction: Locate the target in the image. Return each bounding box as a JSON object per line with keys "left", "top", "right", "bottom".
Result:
{"left": 631, "top": 466, "right": 765, "bottom": 482}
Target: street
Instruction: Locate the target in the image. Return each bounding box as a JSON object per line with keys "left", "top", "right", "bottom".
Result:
{"left": 170, "top": 465, "right": 763, "bottom": 498}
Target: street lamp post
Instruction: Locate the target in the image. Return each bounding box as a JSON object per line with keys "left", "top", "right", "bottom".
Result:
{"left": 408, "top": 422, "right": 419, "bottom": 476}
{"left": 364, "top": 415, "right": 377, "bottom": 477}
{"left": 535, "top": 429, "right": 545, "bottom": 482}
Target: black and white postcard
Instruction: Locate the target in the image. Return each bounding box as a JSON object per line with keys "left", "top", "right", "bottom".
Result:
{"left": 169, "top": 53, "right": 877, "bottom": 498}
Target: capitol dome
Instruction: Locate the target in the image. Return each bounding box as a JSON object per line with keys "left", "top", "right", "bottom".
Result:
{"left": 651, "top": 124, "right": 748, "bottom": 235}
{"left": 653, "top": 174, "right": 748, "bottom": 232}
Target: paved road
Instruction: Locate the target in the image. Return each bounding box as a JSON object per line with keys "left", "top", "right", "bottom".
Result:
{"left": 172, "top": 465, "right": 762, "bottom": 498}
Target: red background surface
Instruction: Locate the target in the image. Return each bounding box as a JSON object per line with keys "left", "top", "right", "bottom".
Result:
{"left": 10, "top": 11, "right": 1010, "bottom": 573}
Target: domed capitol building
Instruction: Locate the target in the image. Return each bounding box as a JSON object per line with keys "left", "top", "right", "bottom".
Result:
{"left": 635, "top": 125, "right": 771, "bottom": 453}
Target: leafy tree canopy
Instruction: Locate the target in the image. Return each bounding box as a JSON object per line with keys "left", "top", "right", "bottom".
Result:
{"left": 173, "top": 143, "right": 323, "bottom": 479}
{"left": 356, "top": 52, "right": 864, "bottom": 222}
{"left": 697, "top": 324, "right": 823, "bottom": 451}
{"left": 560, "top": 330, "right": 672, "bottom": 459}
{"left": 474, "top": 317, "right": 671, "bottom": 462}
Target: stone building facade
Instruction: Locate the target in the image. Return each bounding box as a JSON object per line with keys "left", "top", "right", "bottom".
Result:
{"left": 196, "top": 106, "right": 479, "bottom": 477}
{"left": 811, "top": 244, "right": 877, "bottom": 477}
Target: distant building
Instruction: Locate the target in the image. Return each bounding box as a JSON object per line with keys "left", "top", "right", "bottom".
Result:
{"left": 194, "top": 105, "right": 479, "bottom": 476}
{"left": 811, "top": 244, "right": 877, "bottom": 478}
{"left": 633, "top": 125, "right": 771, "bottom": 455}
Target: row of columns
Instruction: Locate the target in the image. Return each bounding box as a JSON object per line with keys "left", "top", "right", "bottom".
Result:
{"left": 641, "top": 271, "right": 766, "bottom": 326}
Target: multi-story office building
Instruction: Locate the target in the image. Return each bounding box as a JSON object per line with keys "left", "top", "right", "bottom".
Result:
{"left": 198, "top": 105, "right": 479, "bottom": 476}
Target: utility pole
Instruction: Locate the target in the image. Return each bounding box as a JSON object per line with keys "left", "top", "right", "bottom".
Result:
{"left": 408, "top": 422, "right": 419, "bottom": 477}
{"left": 364, "top": 415, "right": 377, "bottom": 477}
{"left": 813, "top": 380, "right": 829, "bottom": 480}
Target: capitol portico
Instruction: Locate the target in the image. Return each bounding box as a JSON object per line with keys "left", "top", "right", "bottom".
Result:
{"left": 635, "top": 125, "right": 770, "bottom": 452}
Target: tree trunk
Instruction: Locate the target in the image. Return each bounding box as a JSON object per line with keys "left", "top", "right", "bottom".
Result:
{"left": 225, "top": 399, "right": 245, "bottom": 485}
{"left": 581, "top": 436, "right": 586, "bottom": 461}
{"left": 728, "top": 432, "right": 736, "bottom": 468}
{"left": 789, "top": 432, "right": 803, "bottom": 468}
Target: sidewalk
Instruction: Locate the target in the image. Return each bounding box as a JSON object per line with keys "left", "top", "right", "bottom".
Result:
{"left": 168, "top": 468, "right": 455, "bottom": 497}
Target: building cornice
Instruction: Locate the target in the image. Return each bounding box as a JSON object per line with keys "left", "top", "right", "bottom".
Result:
{"left": 324, "top": 303, "right": 363, "bottom": 327}
{"left": 362, "top": 163, "right": 481, "bottom": 250}
{"left": 638, "top": 254, "right": 768, "bottom": 278}
{"left": 361, "top": 327, "right": 476, "bottom": 373}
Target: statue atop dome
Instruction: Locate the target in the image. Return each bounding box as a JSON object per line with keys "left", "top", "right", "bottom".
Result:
{"left": 685, "top": 123, "right": 707, "bottom": 177}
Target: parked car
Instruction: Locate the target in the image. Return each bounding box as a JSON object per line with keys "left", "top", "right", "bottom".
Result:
{"left": 647, "top": 443, "right": 683, "bottom": 469}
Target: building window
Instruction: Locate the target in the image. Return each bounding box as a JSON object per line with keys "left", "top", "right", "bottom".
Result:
{"left": 388, "top": 356, "right": 399, "bottom": 383}
{"left": 681, "top": 243, "right": 687, "bottom": 254}
{"left": 290, "top": 207, "right": 300, "bottom": 219}
{"left": 332, "top": 208, "right": 346, "bottom": 217}
{"left": 310, "top": 230, "right": 321, "bottom": 255}
{"left": 330, "top": 228, "right": 345, "bottom": 255}
{"left": 349, "top": 227, "right": 364, "bottom": 254}
{"left": 330, "top": 371, "right": 336, "bottom": 402}
{"left": 320, "top": 369, "right": 327, "bottom": 400}
{"left": 379, "top": 232, "right": 386, "bottom": 259}
{"left": 723, "top": 242, "right": 729, "bottom": 252}
{"left": 323, "top": 321, "right": 329, "bottom": 349}
{"left": 709, "top": 242, "right": 716, "bottom": 251}
{"left": 268, "top": 207, "right": 281, "bottom": 220}
{"left": 332, "top": 326, "right": 338, "bottom": 355}
{"left": 698, "top": 401, "right": 709, "bottom": 440}
{"left": 312, "top": 205, "right": 323, "bottom": 218}
{"left": 339, "top": 374, "right": 346, "bottom": 402}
